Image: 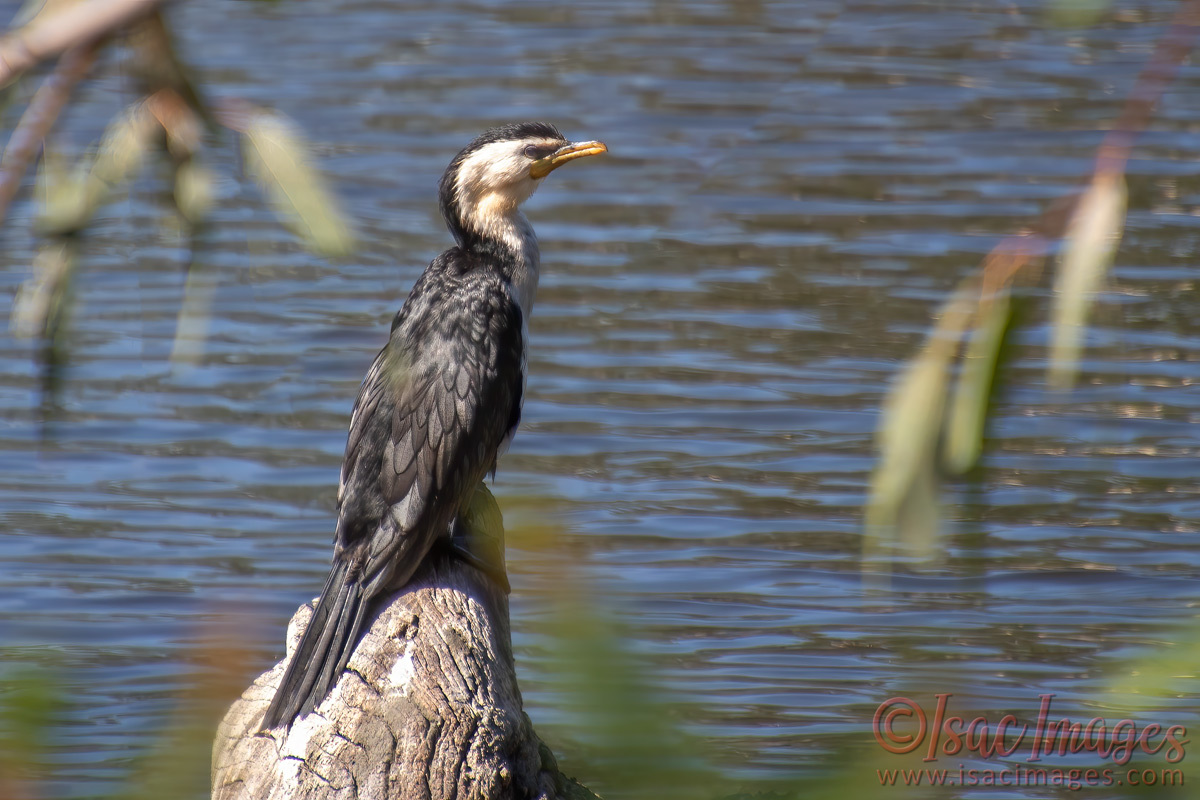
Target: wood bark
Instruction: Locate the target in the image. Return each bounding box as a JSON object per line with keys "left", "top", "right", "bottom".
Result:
{"left": 212, "top": 547, "right": 598, "bottom": 800}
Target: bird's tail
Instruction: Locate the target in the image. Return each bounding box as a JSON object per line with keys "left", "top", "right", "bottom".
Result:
{"left": 260, "top": 558, "right": 371, "bottom": 730}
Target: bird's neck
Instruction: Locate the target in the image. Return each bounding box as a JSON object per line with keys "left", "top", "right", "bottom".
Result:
{"left": 463, "top": 203, "right": 541, "bottom": 319}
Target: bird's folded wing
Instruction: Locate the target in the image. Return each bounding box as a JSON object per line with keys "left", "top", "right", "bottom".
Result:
{"left": 335, "top": 274, "right": 524, "bottom": 584}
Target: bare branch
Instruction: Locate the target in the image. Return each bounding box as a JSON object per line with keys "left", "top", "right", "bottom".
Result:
{"left": 1097, "top": 0, "right": 1200, "bottom": 173}
{"left": 0, "top": 44, "right": 98, "bottom": 225}
{"left": 0, "top": 0, "right": 164, "bottom": 86}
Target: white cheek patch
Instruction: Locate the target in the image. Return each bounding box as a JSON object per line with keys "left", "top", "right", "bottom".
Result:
{"left": 456, "top": 143, "right": 526, "bottom": 196}
{"left": 452, "top": 137, "right": 562, "bottom": 319}
{"left": 453, "top": 138, "right": 563, "bottom": 237}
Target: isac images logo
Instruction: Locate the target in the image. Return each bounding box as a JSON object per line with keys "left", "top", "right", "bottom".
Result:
{"left": 872, "top": 693, "right": 1188, "bottom": 790}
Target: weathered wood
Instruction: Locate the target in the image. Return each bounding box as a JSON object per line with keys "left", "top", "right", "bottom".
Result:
{"left": 212, "top": 544, "right": 598, "bottom": 800}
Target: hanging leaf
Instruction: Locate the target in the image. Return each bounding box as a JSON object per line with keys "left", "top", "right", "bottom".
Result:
{"left": 894, "top": 458, "right": 942, "bottom": 553}
{"left": 169, "top": 261, "right": 216, "bottom": 366}
{"left": 91, "top": 103, "right": 156, "bottom": 185}
{"left": 1047, "top": 172, "right": 1127, "bottom": 390}
{"left": 37, "top": 103, "right": 157, "bottom": 236}
{"left": 34, "top": 141, "right": 89, "bottom": 235}
{"left": 1045, "top": 0, "right": 1113, "bottom": 27}
{"left": 942, "top": 286, "right": 1013, "bottom": 475}
{"left": 10, "top": 240, "right": 75, "bottom": 340}
{"left": 864, "top": 282, "right": 976, "bottom": 556}
{"left": 241, "top": 110, "right": 354, "bottom": 257}
{"left": 173, "top": 159, "right": 215, "bottom": 226}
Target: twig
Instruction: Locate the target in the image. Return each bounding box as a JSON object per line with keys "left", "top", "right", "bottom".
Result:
{"left": 0, "top": 44, "right": 98, "bottom": 225}
{"left": 211, "top": 97, "right": 255, "bottom": 134}
{"left": 145, "top": 88, "right": 202, "bottom": 156}
{"left": 0, "top": 0, "right": 164, "bottom": 86}
{"left": 1097, "top": 0, "right": 1200, "bottom": 173}
{"left": 976, "top": 1, "right": 1200, "bottom": 296}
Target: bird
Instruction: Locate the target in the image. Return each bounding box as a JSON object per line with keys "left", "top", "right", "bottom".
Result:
{"left": 261, "top": 122, "right": 607, "bottom": 730}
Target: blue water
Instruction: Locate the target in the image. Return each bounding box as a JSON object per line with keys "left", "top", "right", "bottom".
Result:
{"left": 1, "top": 1, "right": 1198, "bottom": 797}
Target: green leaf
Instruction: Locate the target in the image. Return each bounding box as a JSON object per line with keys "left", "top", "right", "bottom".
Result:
{"left": 865, "top": 282, "right": 976, "bottom": 557}
{"left": 540, "top": 593, "right": 717, "bottom": 799}
{"left": 35, "top": 144, "right": 90, "bottom": 236}
{"left": 169, "top": 261, "right": 217, "bottom": 366}
{"left": 92, "top": 105, "right": 155, "bottom": 187}
{"left": 1048, "top": 173, "right": 1127, "bottom": 390}
{"left": 173, "top": 159, "right": 215, "bottom": 226}
{"left": 37, "top": 105, "right": 157, "bottom": 236}
{"left": 241, "top": 110, "right": 355, "bottom": 257}
{"left": 1045, "top": 0, "right": 1113, "bottom": 27}
{"left": 10, "top": 241, "right": 76, "bottom": 340}
{"left": 942, "top": 287, "right": 1012, "bottom": 475}
{"left": 0, "top": 666, "right": 61, "bottom": 780}
{"left": 1107, "top": 616, "right": 1200, "bottom": 711}
{"left": 454, "top": 482, "right": 506, "bottom": 582}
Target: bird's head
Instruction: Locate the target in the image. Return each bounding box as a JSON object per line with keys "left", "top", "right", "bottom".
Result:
{"left": 438, "top": 122, "right": 607, "bottom": 247}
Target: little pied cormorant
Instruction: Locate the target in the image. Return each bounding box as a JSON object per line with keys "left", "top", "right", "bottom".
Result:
{"left": 261, "top": 122, "right": 608, "bottom": 730}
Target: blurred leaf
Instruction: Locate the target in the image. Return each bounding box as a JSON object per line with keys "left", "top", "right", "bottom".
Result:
{"left": 241, "top": 110, "right": 354, "bottom": 257}
{"left": 942, "top": 286, "right": 1012, "bottom": 475}
{"left": 37, "top": 103, "right": 157, "bottom": 236}
{"left": 173, "top": 159, "right": 215, "bottom": 225}
{"left": 128, "top": 12, "right": 214, "bottom": 132}
{"left": 894, "top": 460, "right": 942, "bottom": 553}
{"left": 88, "top": 103, "right": 157, "bottom": 195}
{"left": 516, "top": 499, "right": 724, "bottom": 798}
{"left": 454, "top": 481, "right": 507, "bottom": 584}
{"left": 0, "top": 75, "right": 20, "bottom": 123}
{"left": 114, "top": 700, "right": 214, "bottom": 800}
{"left": 1045, "top": 0, "right": 1113, "bottom": 27}
{"left": 541, "top": 592, "right": 719, "bottom": 800}
{"left": 11, "top": 240, "right": 75, "bottom": 340}
{"left": 34, "top": 141, "right": 90, "bottom": 234}
{"left": 110, "top": 621, "right": 258, "bottom": 800}
{"left": 144, "top": 88, "right": 204, "bottom": 159}
{"left": 1048, "top": 172, "right": 1127, "bottom": 390}
{"left": 865, "top": 282, "right": 975, "bottom": 556}
{"left": 725, "top": 744, "right": 930, "bottom": 800}
{"left": 169, "top": 260, "right": 216, "bottom": 366}
{"left": 0, "top": 666, "right": 61, "bottom": 789}
{"left": 1107, "top": 616, "right": 1200, "bottom": 710}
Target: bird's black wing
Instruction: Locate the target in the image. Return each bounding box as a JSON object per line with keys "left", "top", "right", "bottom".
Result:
{"left": 261, "top": 260, "right": 524, "bottom": 729}
{"left": 337, "top": 265, "right": 525, "bottom": 582}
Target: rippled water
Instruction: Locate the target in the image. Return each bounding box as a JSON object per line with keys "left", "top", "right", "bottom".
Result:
{"left": 2, "top": 1, "right": 1199, "bottom": 797}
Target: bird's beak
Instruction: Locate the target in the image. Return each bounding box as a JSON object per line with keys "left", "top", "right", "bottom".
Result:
{"left": 529, "top": 140, "right": 608, "bottom": 179}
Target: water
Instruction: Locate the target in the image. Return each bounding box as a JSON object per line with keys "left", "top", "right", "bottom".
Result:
{"left": 1, "top": 0, "right": 1199, "bottom": 797}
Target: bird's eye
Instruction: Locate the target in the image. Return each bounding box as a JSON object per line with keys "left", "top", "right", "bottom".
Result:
{"left": 523, "top": 144, "right": 540, "bottom": 159}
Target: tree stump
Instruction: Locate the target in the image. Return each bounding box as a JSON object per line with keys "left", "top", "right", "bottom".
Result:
{"left": 211, "top": 491, "right": 598, "bottom": 800}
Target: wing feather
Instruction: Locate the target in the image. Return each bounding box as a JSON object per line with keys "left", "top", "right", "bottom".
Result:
{"left": 266, "top": 251, "right": 526, "bottom": 730}
{"left": 335, "top": 265, "right": 524, "bottom": 590}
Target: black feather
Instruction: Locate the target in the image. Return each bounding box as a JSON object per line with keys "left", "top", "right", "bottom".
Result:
{"left": 463, "top": 121, "right": 564, "bottom": 149}
{"left": 261, "top": 128, "right": 542, "bottom": 730}
{"left": 262, "top": 558, "right": 357, "bottom": 729}
{"left": 262, "top": 249, "right": 525, "bottom": 730}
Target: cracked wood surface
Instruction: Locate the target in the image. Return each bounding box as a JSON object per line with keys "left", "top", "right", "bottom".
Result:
{"left": 212, "top": 548, "right": 597, "bottom": 800}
